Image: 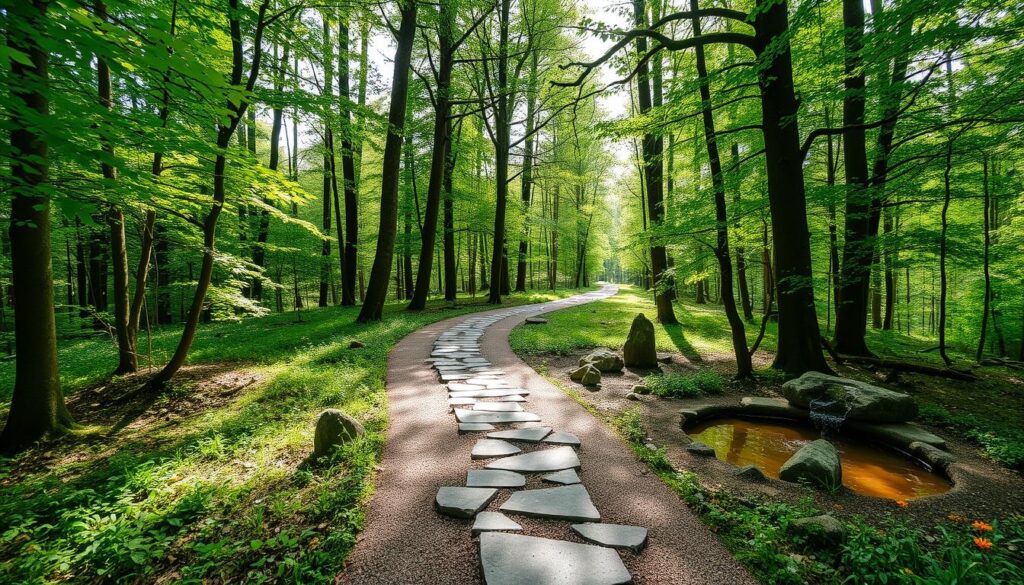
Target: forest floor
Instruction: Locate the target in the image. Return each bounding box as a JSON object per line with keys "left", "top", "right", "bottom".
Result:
{"left": 509, "top": 285, "right": 1024, "bottom": 585}
{"left": 0, "top": 288, "right": 589, "bottom": 584}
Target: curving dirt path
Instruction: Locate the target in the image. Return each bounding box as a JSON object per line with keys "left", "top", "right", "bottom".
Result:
{"left": 340, "top": 285, "right": 756, "bottom": 584}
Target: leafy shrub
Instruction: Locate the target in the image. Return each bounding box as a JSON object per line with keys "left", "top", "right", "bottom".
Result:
{"left": 918, "top": 403, "right": 1024, "bottom": 469}
{"left": 644, "top": 371, "right": 724, "bottom": 398}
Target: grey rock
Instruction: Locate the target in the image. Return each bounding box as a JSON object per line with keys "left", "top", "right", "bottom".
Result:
{"left": 500, "top": 484, "right": 600, "bottom": 522}
{"left": 525, "top": 317, "right": 548, "bottom": 324}
{"left": 739, "top": 396, "right": 809, "bottom": 419}
{"left": 473, "top": 402, "right": 525, "bottom": 413}
{"left": 656, "top": 353, "right": 673, "bottom": 364}
{"left": 448, "top": 397, "right": 477, "bottom": 407}
{"left": 909, "top": 441, "right": 955, "bottom": 472}
{"left": 782, "top": 371, "right": 918, "bottom": 423}
{"left": 623, "top": 313, "right": 658, "bottom": 368}
{"left": 348, "top": 340, "right": 365, "bottom": 349}
{"left": 579, "top": 348, "right": 625, "bottom": 373}
{"left": 487, "top": 427, "right": 552, "bottom": 443}
{"left": 312, "top": 409, "right": 365, "bottom": 458}
{"left": 479, "top": 532, "right": 632, "bottom": 585}
{"left": 571, "top": 523, "right": 649, "bottom": 553}
{"left": 845, "top": 421, "right": 947, "bottom": 450}
{"left": 459, "top": 422, "right": 497, "bottom": 434}
{"left": 472, "top": 512, "right": 523, "bottom": 535}
{"left": 626, "top": 393, "right": 640, "bottom": 401}
{"left": 736, "top": 464, "right": 768, "bottom": 481}
{"left": 472, "top": 439, "right": 523, "bottom": 460}
{"left": 686, "top": 441, "right": 717, "bottom": 457}
{"left": 467, "top": 469, "right": 527, "bottom": 488}
{"left": 449, "top": 389, "right": 529, "bottom": 399}
{"left": 485, "top": 445, "right": 581, "bottom": 472}
{"left": 569, "top": 364, "right": 602, "bottom": 386}
{"left": 448, "top": 383, "right": 486, "bottom": 392}
{"left": 679, "top": 403, "right": 736, "bottom": 427}
{"left": 631, "top": 384, "right": 651, "bottom": 395}
{"left": 434, "top": 486, "right": 498, "bottom": 519}
{"left": 541, "top": 469, "right": 581, "bottom": 485}
{"left": 454, "top": 409, "right": 542, "bottom": 424}
{"left": 779, "top": 439, "right": 842, "bottom": 490}
{"left": 496, "top": 395, "right": 527, "bottom": 403}
{"left": 790, "top": 515, "right": 847, "bottom": 548}
{"left": 542, "top": 431, "right": 581, "bottom": 447}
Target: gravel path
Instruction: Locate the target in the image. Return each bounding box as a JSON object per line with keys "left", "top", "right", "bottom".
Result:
{"left": 340, "top": 285, "right": 756, "bottom": 584}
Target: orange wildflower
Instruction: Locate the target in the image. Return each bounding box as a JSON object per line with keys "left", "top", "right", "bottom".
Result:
{"left": 895, "top": 500, "right": 908, "bottom": 508}
{"left": 973, "top": 537, "right": 993, "bottom": 551}
{"left": 972, "top": 520, "right": 993, "bottom": 533}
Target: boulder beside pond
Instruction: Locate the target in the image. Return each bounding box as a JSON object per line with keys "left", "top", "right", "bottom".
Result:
{"left": 779, "top": 439, "right": 842, "bottom": 490}
{"left": 570, "top": 364, "right": 602, "bottom": 386}
{"left": 782, "top": 371, "right": 918, "bottom": 423}
{"left": 790, "top": 515, "right": 846, "bottom": 548}
{"left": 579, "top": 348, "right": 624, "bottom": 372}
{"left": 313, "top": 409, "right": 365, "bottom": 458}
{"left": 623, "top": 313, "right": 658, "bottom": 368}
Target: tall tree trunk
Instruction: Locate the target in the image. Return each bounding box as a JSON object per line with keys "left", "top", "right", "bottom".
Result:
{"left": 442, "top": 121, "right": 458, "bottom": 301}
{"left": 731, "top": 143, "right": 753, "bottom": 321}
{"left": 833, "top": 0, "right": 873, "bottom": 356}
{"left": 1, "top": 0, "right": 75, "bottom": 452}
{"left": 319, "top": 15, "right": 334, "bottom": 308}
{"left": 255, "top": 39, "right": 287, "bottom": 302}
{"left": 754, "top": 0, "right": 830, "bottom": 374}
{"left": 633, "top": 0, "right": 677, "bottom": 323}
{"left": 409, "top": 1, "right": 454, "bottom": 310}
{"left": 487, "top": 0, "right": 511, "bottom": 305}
{"left": 976, "top": 154, "right": 991, "bottom": 362}
{"left": 357, "top": 0, "right": 417, "bottom": 322}
{"left": 691, "top": 0, "right": 751, "bottom": 377}
{"left": 937, "top": 141, "right": 953, "bottom": 366}
{"left": 152, "top": 0, "right": 272, "bottom": 385}
{"left": 339, "top": 15, "right": 358, "bottom": 306}
{"left": 515, "top": 49, "right": 539, "bottom": 293}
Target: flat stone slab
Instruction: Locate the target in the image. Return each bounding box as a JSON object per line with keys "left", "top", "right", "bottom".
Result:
{"left": 473, "top": 402, "right": 525, "bottom": 413}
{"left": 449, "top": 389, "right": 529, "bottom": 399}
{"left": 479, "top": 533, "right": 631, "bottom": 585}
{"left": 459, "top": 422, "right": 496, "bottom": 434}
{"left": 454, "top": 409, "right": 542, "bottom": 424}
{"left": 448, "top": 383, "right": 485, "bottom": 392}
{"left": 500, "top": 484, "right": 600, "bottom": 522}
{"left": 571, "top": 523, "right": 649, "bottom": 553}
{"left": 845, "top": 421, "right": 947, "bottom": 450}
{"left": 434, "top": 487, "right": 498, "bottom": 519}
{"left": 541, "top": 469, "right": 581, "bottom": 485}
{"left": 448, "top": 397, "right": 477, "bottom": 407}
{"left": 487, "top": 427, "right": 552, "bottom": 443}
{"left": 472, "top": 512, "right": 523, "bottom": 535}
{"left": 485, "top": 445, "right": 581, "bottom": 472}
{"left": 467, "top": 469, "right": 527, "bottom": 488}
{"left": 542, "top": 431, "right": 581, "bottom": 447}
{"left": 472, "top": 439, "right": 523, "bottom": 460}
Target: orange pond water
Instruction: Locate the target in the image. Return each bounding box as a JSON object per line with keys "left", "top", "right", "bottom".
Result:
{"left": 688, "top": 417, "right": 952, "bottom": 500}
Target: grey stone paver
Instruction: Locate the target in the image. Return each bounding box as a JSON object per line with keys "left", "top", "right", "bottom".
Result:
{"left": 472, "top": 402, "right": 525, "bottom": 413}
{"left": 434, "top": 487, "right": 498, "bottom": 519}
{"left": 499, "top": 484, "right": 601, "bottom": 522}
{"left": 479, "top": 532, "right": 631, "bottom": 585}
{"left": 471, "top": 439, "right": 523, "bottom": 460}
{"left": 571, "top": 523, "right": 649, "bottom": 553}
{"left": 484, "top": 445, "right": 581, "bottom": 472}
{"left": 486, "top": 427, "right": 552, "bottom": 443}
{"left": 453, "top": 409, "right": 542, "bottom": 424}
{"left": 467, "top": 469, "right": 527, "bottom": 488}
{"left": 458, "top": 422, "right": 496, "bottom": 433}
{"left": 541, "top": 469, "right": 581, "bottom": 485}
{"left": 472, "top": 512, "right": 523, "bottom": 535}
{"left": 542, "top": 431, "right": 581, "bottom": 447}
{"left": 448, "top": 389, "right": 529, "bottom": 398}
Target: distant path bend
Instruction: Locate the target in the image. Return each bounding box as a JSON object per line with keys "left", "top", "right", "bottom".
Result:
{"left": 341, "top": 284, "right": 756, "bottom": 584}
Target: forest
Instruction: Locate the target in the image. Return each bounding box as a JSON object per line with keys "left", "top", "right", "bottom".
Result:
{"left": 1, "top": 0, "right": 1023, "bottom": 582}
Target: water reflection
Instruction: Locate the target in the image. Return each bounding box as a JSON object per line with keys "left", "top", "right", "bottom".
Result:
{"left": 688, "top": 417, "right": 952, "bottom": 500}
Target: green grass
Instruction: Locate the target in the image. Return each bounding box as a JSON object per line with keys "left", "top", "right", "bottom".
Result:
{"left": 643, "top": 371, "right": 724, "bottom": 398}
{"left": 0, "top": 289, "right": 584, "bottom": 584}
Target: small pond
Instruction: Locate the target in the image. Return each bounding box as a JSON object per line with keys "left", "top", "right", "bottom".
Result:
{"left": 688, "top": 417, "right": 952, "bottom": 500}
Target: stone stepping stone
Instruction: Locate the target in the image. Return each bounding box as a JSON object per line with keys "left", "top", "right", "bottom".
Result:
{"left": 448, "top": 397, "right": 477, "bottom": 407}
{"left": 448, "top": 383, "right": 485, "bottom": 392}
{"left": 542, "top": 431, "right": 581, "bottom": 447}
{"left": 473, "top": 402, "right": 525, "bottom": 413}
{"left": 466, "top": 377, "right": 510, "bottom": 386}
{"left": 459, "top": 422, "right": 496, "bottom": 434}
{"left": 449, "top": 389, "right": 529, "bottom": 399}
{"left": 487, "top": 427, "right": 552, "bottom": 443}
{"left": 454, "top": 409, "right": 542, "bottom": 424}
{"left": 472, "top": 512, "right": 522, "bottom": 535}
{"left": 499, "top": 484, "right": 600, "bottom": 522}
{"left": 495, "top": 395, "right": 527, "bottom": 403}
{"left": 472, "top": 439, "right": 523, "bottom": 460}
{"left": 467, "top": 469, "right": 526, "bottom": 488}
{"left": 440, "top": 373, "right": 473, "bottom": 382}
{"left": 468, "top": 369, "right": 505, "bottom": 376}
{"left": 479, "top": 532, "right": 631, "bottom": 585}
{"left": 485, "top": 446, "right": 580, "bottom": 472}
{"left": 541, "top": 469, "right": 581, "bottom": 485}
{"left": 571, "top": 523, "right": 648, "bottom": 553}
{"left": 434, "top": 486, "right": 497, "bottom": 519}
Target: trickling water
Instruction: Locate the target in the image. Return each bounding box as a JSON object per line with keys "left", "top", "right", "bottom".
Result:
{"left": 808, "top": 398, "right": 851, "bottom": 435}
